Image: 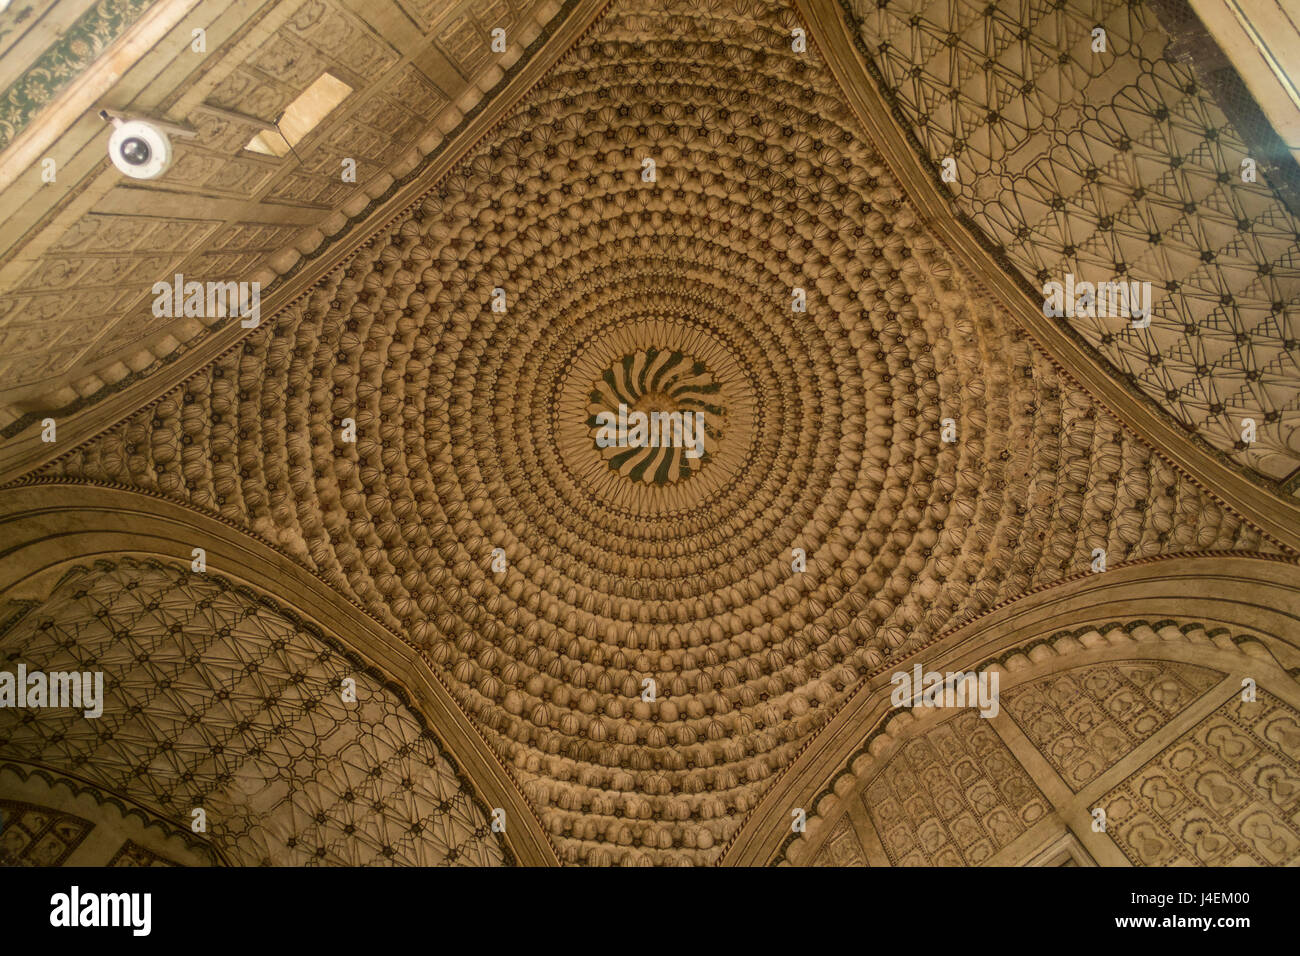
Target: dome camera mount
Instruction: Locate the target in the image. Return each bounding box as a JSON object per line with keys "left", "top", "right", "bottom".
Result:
{"left": 99, "top": 109, "right": 195, "bottom": 180}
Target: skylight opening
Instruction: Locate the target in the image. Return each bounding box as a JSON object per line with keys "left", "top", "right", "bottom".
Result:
{"left": 245, "top": 72, "right": 352, "bottom": 157}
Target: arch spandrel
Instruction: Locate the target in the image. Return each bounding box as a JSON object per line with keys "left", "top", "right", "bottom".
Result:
{"left": 752, "top": 553, "right": 1300, "bottom": 867}
{"left": 0, "top": 483, "right": 558, "bottom": 866}
{"left": 798, "top": 0, "right": 1300, "bottom": 547}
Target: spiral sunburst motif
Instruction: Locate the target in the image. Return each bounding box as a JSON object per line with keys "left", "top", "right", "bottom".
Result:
{"left": 586, "top": 348, "right": 724, "bottom": 484}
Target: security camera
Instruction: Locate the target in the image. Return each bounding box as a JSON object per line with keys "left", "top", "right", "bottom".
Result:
{"left": 103, "top": 113, "right": 173, "bottom": 179}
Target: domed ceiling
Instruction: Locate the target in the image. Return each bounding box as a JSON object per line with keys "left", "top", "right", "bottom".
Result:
{"left": 2, "top": 0, "right": 1299, "bottom": 867}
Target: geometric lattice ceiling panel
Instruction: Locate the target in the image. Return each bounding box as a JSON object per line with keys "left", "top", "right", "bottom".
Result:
{"left": 0, "top": 558, "right": 508, "bottom": 866}
{"left": 850, "top": 0, "right": 1300, "bottom": 484}
{"left": 36, "top": 0, "right": 1277, "bottom": 866}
